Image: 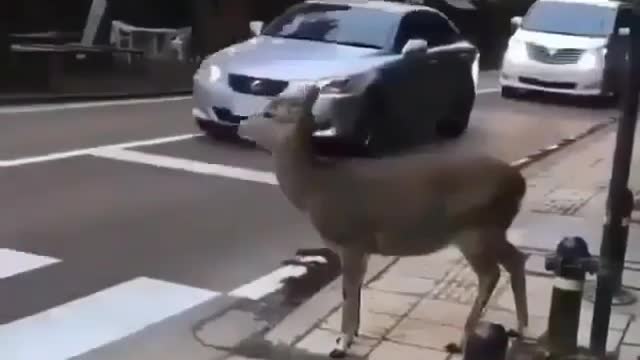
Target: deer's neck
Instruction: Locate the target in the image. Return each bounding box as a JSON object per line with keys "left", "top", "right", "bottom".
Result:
{"left": 273, "top": 123, "right": 317, "bottom": 211}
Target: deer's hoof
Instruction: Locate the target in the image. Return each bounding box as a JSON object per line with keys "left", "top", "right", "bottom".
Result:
{"left": 445, "top": 342, "right": 462, "bottom": 354}
{"left": 329, "top": 349, "right": 347, "bottom": 358}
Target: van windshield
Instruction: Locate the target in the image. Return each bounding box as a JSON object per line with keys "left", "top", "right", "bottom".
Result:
{"left": 522, "top": 1, "right": 617, "bottom": 37}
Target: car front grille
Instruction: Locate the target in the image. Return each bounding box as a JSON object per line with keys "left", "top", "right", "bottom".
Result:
{"left": 526, "top": 43, "right": 585, "bottom": 65}
{"left": 228, "top": 74, "right": 288, "bottom": 96}
{"left": 212, "top": 107, "right": 247, "bottom": 124}
{"left": 519, "top": 76, "right": 577, "bottom": 89}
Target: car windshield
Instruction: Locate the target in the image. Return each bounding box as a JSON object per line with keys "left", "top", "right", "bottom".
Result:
{"left": 261, "top": 3, "right": 399, "bottom": 49}
{"left": 522, "top": 1, "right": 617, "bottom": 37}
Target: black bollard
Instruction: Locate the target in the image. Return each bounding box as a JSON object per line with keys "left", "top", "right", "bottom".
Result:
{"left": 463, "top": 321, "right": 509, "bottom": 360}
{"left": 544, "top": 236, "right": 598, "bottom": 358}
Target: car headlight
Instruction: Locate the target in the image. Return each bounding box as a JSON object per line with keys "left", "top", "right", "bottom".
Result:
{"left": 317, "top": 77, "right": 352, "bottom": 94}
{"left": 208, "top": 65, "right": 222, "bottom": 83}
{"left": 316, "top": 72, "right": 377, "bottom": 95}
{"left": 505, "top": 39, "right": 528, "bottom": 63}
{"left": 577, "top": 47, "right": 605, "bottom": 69}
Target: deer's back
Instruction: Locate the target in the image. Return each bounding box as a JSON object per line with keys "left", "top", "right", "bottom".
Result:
{"left": 306, "top": 153, "right": 525, "bottom": 255}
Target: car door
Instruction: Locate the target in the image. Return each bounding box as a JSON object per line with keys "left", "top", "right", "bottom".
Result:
{"left": 382, "top": 10, "right": 472, "bottom": 143}
{"left": 375, "top": 11, "right": 446, "bottom": 145}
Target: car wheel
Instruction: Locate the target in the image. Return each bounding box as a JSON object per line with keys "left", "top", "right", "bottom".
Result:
{"left": 501, "top": 86, "right": 521, "bottom": 99}
{"left": 196, "top": 119, "right": 239, "bottom": 140}
{"left": 436, "top": 82, "right": 475, "bottom": 139}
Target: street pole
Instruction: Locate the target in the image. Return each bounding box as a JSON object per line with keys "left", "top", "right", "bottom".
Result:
{"left": 589, "top": 3, "right": 640, "bottom": 357}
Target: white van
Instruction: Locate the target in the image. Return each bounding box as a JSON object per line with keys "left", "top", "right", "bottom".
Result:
{"left": 499, "top": 0, "right": 630, "bottom": 99}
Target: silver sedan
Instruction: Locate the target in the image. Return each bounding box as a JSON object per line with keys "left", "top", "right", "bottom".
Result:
{"left": 192, "top": 0, "right": 480, "bottom": 154}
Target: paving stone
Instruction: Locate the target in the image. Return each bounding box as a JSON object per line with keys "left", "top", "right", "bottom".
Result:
{"left": 321, "top": 308, "right": 399, "bottom": 339}
{"left": 619, "top": 344, "right": 640, "bottom": 360}
{"left": 195, "top": 310, "right": 268, "bottom": 348}
{"left": 482, "top": 309, "right": 548, "bottom": 340}
{"left": 360, "top": 288, "right": 421, "bottom": 317}
{"left": 407, "top": 298, "right": 471, "bottom": 328}
{"left": 384, "top": 249, "right": 462, "bottom": 281}
{"left": 623, "top": 319, "right": 640, "bottom": 345}
{"left": 498, "top": 276, "right": 553, "bottom": 317}
{"left": 580, "top": 306, "right": 632, "bottom": 331}
{"left": 367, "top": 273, "right": 437, "bottom": 295}
{"left": 368, "top": 341, "right": 449, "bottom": 360}
{"left": 524, "top": 254, "right": 550, "bottom": 275}
{"left": 578, "top": 328, "right": 623, "bottom": 354}
{"left": 623, "top": 269, "right": 640, "bottom": 289}
{"left": 296, "top": 328, "right": 376, "bottom": 358}
{"left": 387, "top": 317, "right": 463, "bottom": 351}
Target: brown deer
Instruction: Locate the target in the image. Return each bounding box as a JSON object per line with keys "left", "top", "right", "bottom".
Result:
{"left": 238, "top": 85, "right": 529, "bottom": 358}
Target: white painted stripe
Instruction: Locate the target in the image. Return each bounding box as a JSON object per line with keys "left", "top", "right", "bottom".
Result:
{"left": 510, "top": 158, "right": 530, "bottom": 167}
{"left": 0, "top": 133, "right": 200, "bottom": 167}
{"left": 229, "top": 265, "right": 307, "bottom": 300}
{"left": 553, "top": 277, "right": 584, "bottom": 291}
{"left": 0, "top": 277, "right": 218, "bottom": 360}
{"left": 0, "top": 248, "right": 60, "bottom": 279}
{"left": 477, "top": 87, "right": 500, "bottom": 94}
{"left": 0, "top": 96, "right": 191, "bottom": 115}
{"left": 89, "top": 148, "right": 278, "bottom": 185}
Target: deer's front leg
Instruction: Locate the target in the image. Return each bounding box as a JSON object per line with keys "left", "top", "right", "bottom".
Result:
{"left": 330, "top": 248, "right": 368, "bottom": 359}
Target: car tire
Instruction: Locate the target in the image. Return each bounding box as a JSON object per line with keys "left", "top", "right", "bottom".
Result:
{"left": 437, "top": 81, "right": 475, "bottom": 139}
{"left": 196, "top": 119, "right": 239, "bottom": 140}
{"left": 501, "top": 86, "right": 520, "bottom": 99}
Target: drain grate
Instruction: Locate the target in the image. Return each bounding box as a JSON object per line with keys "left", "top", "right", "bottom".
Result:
{"left": 531, "top": 188, "right": 595, "bottom": 216}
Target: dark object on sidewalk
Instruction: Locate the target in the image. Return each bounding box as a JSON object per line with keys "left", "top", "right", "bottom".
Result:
{"left": 461, "top": 322, "right": 509, "bottom": 360}
{"left": 590, "top": 3, "right": 640, "bottom": 357}
{"left": 544, "top": 236, "right": 598, "bottom": 357}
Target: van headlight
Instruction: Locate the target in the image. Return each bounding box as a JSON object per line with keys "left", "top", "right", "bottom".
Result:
{"left": 577, "top": 48, "right": 606, "bottom": 69}
{"left": 505, "top": 39, "right": 528, "bottom": 63}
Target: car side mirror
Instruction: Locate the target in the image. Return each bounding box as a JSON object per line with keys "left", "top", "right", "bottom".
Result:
{"left": 510, "top": 16, "right": 523, "bottom": 32}
{"left": 402, "top": 39, "right": 428, "bottom": 56}
{"left": 250, "top": 21, "right": 264, "bottom": 36}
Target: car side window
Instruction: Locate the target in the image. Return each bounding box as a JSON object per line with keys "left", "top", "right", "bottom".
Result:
{"left": 425, "top": 13, "right": 461, "bottom": 47}
{"left": 393, "top": 11, "right": 460, "bottom": 52}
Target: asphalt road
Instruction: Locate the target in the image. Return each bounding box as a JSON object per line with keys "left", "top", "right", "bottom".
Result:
{"left": 0, "top": 73, "right": 618, "bottom": 359}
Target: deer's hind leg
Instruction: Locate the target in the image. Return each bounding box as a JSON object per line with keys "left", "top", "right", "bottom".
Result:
{"left": 496, "top": 236, "right": 529, "bottom": 334}
{"left": 330, "top": 247, "right": 369, "bottom": 359}
{"left": 451, "top": 230, "right": 502, "bottom": 353}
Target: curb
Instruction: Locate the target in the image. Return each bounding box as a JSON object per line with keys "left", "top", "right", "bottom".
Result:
{"left": 0, "top": 89, "right": 192, "bottom": 106}
{"left": 264, "top": 255, "right": 398, "bottom": 347}
{"left": 509, "top": 117, "right": 617, "bottom": 169}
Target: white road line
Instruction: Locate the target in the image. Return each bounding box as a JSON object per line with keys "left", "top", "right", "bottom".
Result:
{"left": 0, "top": 248, "right": 61, "bottom": 279}
{"left": 89, "top": 148, "right": 278, "bottom": 185}
{"left": 477, "top": 87, "right": 500, "bottom": 94}
{"left": 0, "top": 96, "right": 192, "bottom": 115}
{"left": 229, "top": 265, "right": 308, "bottom": 300}
{"left": 0, "top": 133, "right": 201, "bottom": 167}
{"left": 0, "top": 277, "right": 219, "bottom": 360}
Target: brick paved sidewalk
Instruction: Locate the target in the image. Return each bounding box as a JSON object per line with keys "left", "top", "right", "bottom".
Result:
{"left": 220, "top": 124, "right": 640, "bottom": 360}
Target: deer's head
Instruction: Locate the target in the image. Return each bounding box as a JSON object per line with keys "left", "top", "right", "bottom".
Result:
{"left": 239, "top": 85, "right": 320, "bottom": 152}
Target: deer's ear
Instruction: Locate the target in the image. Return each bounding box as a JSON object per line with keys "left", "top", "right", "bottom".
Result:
{"left": 301, "top": 85, "right": 320, "bottom": 112}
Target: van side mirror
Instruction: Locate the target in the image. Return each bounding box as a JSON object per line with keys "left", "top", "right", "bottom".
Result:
{"left": 250, "top": 21, "right": 264, "bottom": 36}
{"left": 402, "top": 39, "right": 428, "bottom": 56}
{"left": 510, "top": 16, "right": 523, "bottom": 31}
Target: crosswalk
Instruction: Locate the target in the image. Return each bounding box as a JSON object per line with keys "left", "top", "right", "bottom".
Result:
{"left": 0, "top": 247, "right": 319, "bottom": 360}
